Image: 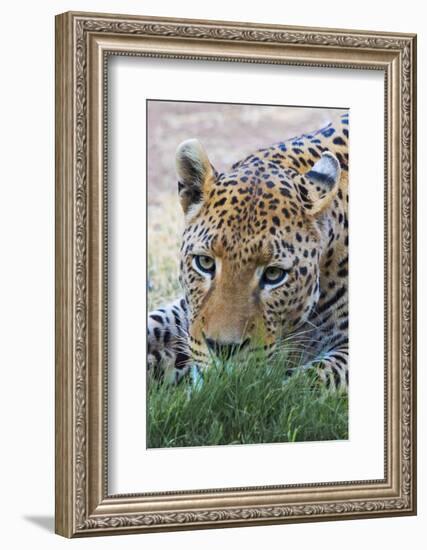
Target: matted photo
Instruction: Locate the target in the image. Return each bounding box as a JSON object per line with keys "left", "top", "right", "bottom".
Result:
{"left": 146, "top": 100, "right": 349, "bottom": 449}
{"left": 55, "top": 12, "right": 416, "bottom": 537}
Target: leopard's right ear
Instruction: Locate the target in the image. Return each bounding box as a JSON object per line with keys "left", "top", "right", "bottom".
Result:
{"left": 176, "top": 139, "right": 215, "bottom": 216}
{"left": 302, "top": 152, "right": 341, "bottom": 215}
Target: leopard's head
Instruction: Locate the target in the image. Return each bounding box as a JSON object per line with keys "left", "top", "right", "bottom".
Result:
{"left": 176, "top": 139, "right": 341, "bottom": 366}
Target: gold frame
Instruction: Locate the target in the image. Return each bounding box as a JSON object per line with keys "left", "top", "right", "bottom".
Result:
{"left": 55, "top": 11, "right": 417, "bottom": 538}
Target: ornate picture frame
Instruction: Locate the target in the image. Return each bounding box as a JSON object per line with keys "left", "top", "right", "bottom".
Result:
{"left": 55, "top": 11, "right": 417, "bottom": 537}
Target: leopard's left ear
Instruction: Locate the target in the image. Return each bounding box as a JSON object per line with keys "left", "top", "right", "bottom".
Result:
{"left": 301, "top": 152, "right": 341, "bottom": 215}
{"left": 176, "top": 139, "right": 215, "bottom": 216}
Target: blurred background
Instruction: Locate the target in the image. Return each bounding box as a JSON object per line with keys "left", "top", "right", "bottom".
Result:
{"left": 147, "top": 101, "right": 347, "bottom": 311}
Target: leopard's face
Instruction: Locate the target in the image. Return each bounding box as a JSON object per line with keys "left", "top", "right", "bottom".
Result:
{"left": 176, "top": 140, "right": 341, "bottom": 366}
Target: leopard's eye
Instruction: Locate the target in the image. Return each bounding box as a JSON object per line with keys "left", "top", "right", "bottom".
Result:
{"left": 193, "top": 255, "right": 216, "bottom": 276}
{"left": 261, "top": 266, "right": 288, "bottom": 288}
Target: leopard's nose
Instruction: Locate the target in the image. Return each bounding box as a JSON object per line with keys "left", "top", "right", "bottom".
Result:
{"left": 205, "top": 338, "right": 250, "bottom": 360}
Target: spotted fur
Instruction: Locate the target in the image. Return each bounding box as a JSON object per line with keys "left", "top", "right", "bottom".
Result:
{"left": 148, "top": 113, "right": 349, "bottom": 390}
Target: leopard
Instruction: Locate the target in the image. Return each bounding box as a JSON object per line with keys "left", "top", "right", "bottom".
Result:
{"left": 147, "top": 112, "right": 349, "bottom": 391}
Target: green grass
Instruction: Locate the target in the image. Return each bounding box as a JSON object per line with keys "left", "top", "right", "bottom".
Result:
{"left": 147, "top": 350, "right": 348, "bottom": 448}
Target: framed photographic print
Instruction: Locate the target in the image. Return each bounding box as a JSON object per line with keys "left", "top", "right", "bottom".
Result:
{"left": 55, "top": 11, "right": 417, "bottom": 537}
